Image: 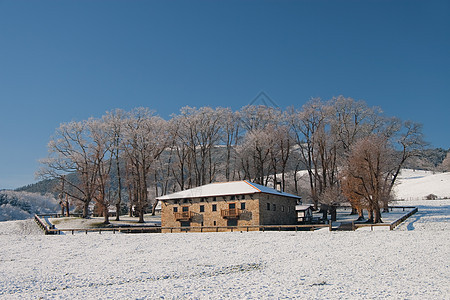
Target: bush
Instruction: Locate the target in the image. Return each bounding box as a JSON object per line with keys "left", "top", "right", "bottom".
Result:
{"left": 425, "top": 193, "right": 438, "bottom": 200}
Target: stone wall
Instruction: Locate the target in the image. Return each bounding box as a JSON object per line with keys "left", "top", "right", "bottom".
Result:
{"left": 258, "top": 193, "right": 297, "bottom": 225}
{"left": 161, "top": 193, "right": 297, "bottom": 232}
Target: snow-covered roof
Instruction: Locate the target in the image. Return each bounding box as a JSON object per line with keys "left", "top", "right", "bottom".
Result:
{"left": 156, "top": 181, "right": 301, "bottom": 201}
{"left": 295, "top": 205, "right": 313, "bottom": 211}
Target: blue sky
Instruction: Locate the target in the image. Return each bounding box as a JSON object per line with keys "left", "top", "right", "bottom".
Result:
{"left": 0, "top": 0, "right": 449, "bottom": 189}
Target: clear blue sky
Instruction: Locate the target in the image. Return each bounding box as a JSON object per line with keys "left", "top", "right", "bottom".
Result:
{"left": 0, "top": 0, "right": 449, "bottom": 189}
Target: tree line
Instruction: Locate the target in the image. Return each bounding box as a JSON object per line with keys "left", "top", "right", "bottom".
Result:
{"left": 38, "top": 96, "right": 426, "bottom": 224}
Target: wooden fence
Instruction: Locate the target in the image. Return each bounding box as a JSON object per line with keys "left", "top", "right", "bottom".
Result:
{"left": 34, "top": 206, "right": 418, "bottom": 235}
{"left": 34, "top": 214, "right": 332, "bottom": 235}
{"left": 353, "top": 207, "right": 418, "bottom": 231}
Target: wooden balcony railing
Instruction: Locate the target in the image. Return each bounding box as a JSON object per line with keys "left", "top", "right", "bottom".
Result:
{"left": 221, "top": 208, "right": 242, "bottom": 219}
{"left": 174, "top": 211, "right": 194, "bottom": 221}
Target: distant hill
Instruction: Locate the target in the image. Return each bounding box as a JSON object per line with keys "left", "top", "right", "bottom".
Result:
{"left": 403, "top": 148, "right": 449, "bottom": 170}
{"left": 15, "top": 179, "right": 60, "bottom": 195}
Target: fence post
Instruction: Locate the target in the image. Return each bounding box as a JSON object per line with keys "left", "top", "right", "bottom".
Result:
{"left": 329, "top": 221, "right": 332, "bottom": 231}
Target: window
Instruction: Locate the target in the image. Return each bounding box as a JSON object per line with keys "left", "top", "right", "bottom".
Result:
{"left": 173, "top": 207, "right": 178, "bottom": 213}
{"left": 180, "top": 221, "right": 190, "bottom": 227}
{"left": 213, "top": 220, "right": 216, "bottom": 226}
{"left": 273, "top": 204, "right": 276, "bottom": 211}
{"left": 212, "top": 197, "right": 217, "bottom": 202}
{"left": 182, "top": 206, "right": 189, "bottom": 212}
{"left": 229, "top": 203, "right": 236, "bottom": 209}
{"left": 267, "top": 203, "right": 271, "bottom": 210}
{"left": 212, "top": 204, "right": 217, "bottom": 212}
{"left": 200, "top": 198, "right": 205, "bottom": 202}
{"left": 200, "top": 205, "right": 205, "bottom": 213}
{"left": 183, "top": 199, "right": 189, "bottom": 203}
{"left": 281, "top": 205, "right": 285, "bottom": 212}
{"left": 241, "top": 195, "right": 246, "bottom": 200}
{"left": 240, "top": 202, "right": 246, "bottom": 210}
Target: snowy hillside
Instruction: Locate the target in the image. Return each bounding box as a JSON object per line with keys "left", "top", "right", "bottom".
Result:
{"left": 394, "top": 169, "right": 450, "bottom": 200}
{"left": 0, "top": 191, "right": 59, "bottom": 221}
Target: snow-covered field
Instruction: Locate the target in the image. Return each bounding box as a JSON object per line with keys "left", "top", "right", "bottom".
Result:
{"left": 394, "top": 169, "right": 450, "bottom": 200}
{"left": 1, "top": 169, "right": 449, "bottom": 299}
{"left": 0, "top": 199, "right": 449, "bottom": 299}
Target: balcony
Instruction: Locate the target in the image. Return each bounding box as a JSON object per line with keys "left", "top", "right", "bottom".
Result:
{"left": 221, "top": 208, "right": 242, "bottom": 219}
{"left": 174, "top": 211, "right": 194, "bottom": 221}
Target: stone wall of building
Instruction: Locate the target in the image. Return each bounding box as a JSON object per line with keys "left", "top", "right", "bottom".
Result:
{"left": 258, "top": 193, "right": 297, "bottom": 225}
{"left": 161, "top": 192, "right": 297, "bottom": 232}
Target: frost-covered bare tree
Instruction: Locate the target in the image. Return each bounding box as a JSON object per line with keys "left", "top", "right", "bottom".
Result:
{"left": 288, "top": 98, "right": 329, "bottom": 209}
{"left": 237, "top": 105, "right": 282, "bottom": 186}
{"left": 88, "top": 118, "right": 114, "bottom": 224}
{"left": 383, "top": 120, "right": 427, "bottom": 210}
{"left": 341, "top": 134, "right": 396, "bottom": 223}
{"left": 39, "top": 120, "right": 101, "bottom": 218}
{"left": 122, "top": 108, "right": 168, "bottom": 223}
{"left": 219, "top": 108, "right": 241, "bottom": 181}
{"left": 439, "top": 152, "right": 450, "bottom": 172}
{"left": 237, "top": 128, "right": 275, "bottom": 185}
{"left": 38, "top": 98, "right": 426, "bottom": 223}
{"left": 171, "top": 107, "right": 224, "bottom": 188}
{"left": 103, "top": 109, "right": 126, "bottom": 221}
{"left": 328, "top": 97, "right": 386, "bottom": 214}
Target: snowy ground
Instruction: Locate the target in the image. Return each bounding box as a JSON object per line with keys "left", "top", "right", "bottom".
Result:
{"left": 47, "top": 214, "right": 161, "bottom": 230}
{"left": 0, "top": 199, "right": 449, "bottom": 299}
{"left": 394, "top": 169, "right": 450, "bottom": 200}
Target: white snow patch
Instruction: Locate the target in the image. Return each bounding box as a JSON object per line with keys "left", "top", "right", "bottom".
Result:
{"left": 394, "top": 169, "right": 450, "bottom": 200}
{"left": 0, "top": 200, "right": 448, "bottom": 299}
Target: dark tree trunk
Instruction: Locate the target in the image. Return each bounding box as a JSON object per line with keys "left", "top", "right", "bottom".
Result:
{"left": 320, "top": 205, "right": 328, "bottom": 221}
{"left": 151, "top": 200, "right": 159, "bottom": 216}
{"left": 82, "top": 201, "right": 90, "bottom": 218}
{"left": 330, "top": 205, "right": 337, "bottom": 222}
{"left": 60, "top": 202, "right": 65, "bottom": 216}
{"left": 103, "top": 205, "right": 110, "bottom": 225}
{"left": 138, "top": 206, "right": 145, "bottom": 223}
{"left": 382, "top": 200, "right": 389, "bottom": 213}
{"left": 65, "top": 196, "right": 70, "bottom": 217}
{"left": 367, "top": 209, "right": 374, "bottom": 223}
{"left": 374, "top": 208, "right": 383, "bottom": 224}
{"left": 116, "top": 203, "right": 121, "bottom": 221}
{"left": 356, "top": 207, "right": 365, "bottom": 221}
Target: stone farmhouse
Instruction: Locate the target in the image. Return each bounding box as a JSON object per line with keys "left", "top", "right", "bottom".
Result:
{"left": 156, "top": 180, "right": 302, "bottom": 232}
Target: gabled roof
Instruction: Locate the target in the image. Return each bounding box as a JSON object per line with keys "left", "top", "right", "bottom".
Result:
{"left": 156, "top": 180, "right": 301, "bottom": 201}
